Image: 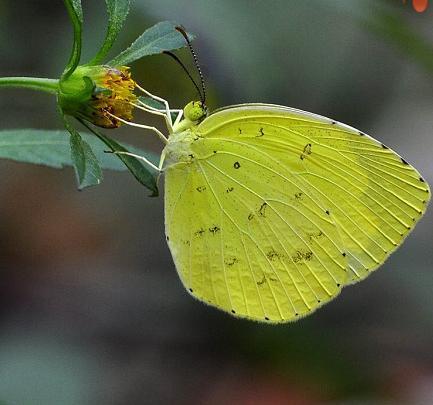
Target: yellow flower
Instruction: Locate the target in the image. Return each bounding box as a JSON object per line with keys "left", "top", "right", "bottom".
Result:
{"left": 59, "top": 65, "right": 137, "bottom": 128}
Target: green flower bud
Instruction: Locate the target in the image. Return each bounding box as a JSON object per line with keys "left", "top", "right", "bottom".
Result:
{"left": 58, "top": 65, "right": 137, "bottom": 128}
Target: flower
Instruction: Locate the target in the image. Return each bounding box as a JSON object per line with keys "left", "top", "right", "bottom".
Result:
{"left": 58, "top": 65, "right": 137, "bottom": 128}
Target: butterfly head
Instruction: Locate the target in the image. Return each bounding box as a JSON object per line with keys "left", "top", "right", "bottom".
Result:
{"left": 183, "top": 100, "right": 207, "bottom": 123}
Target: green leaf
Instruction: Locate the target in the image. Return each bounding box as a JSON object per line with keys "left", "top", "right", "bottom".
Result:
{"left": 63, "top": 0, "right": 83, "bottom": 78}
{"left": 60, "top": 109, "right": 103, "bottom": 189}
{"left": 0, "top": 129, "right": 158, "bottom": 171}
{"left": 109, "top": 21, "right": 194, "bottom": 66}
{"left": 69, "top": 128, "right": 103, "bottom": 189}
{"left": 90, "top": 0, "right": 131, "bottom": 65}
{"left": 80, "top": 121, "right": 159, "bottom": 196}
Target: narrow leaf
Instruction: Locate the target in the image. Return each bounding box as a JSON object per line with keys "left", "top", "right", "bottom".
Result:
{"left": 68, "top": 125, "right": 103, "bottom": 189}
{"left": 109, "top": 21, "right": 194, "bottom": 66}
{"left": 90, "top": 0, "right": 131, "bottom": 65}
{"left": 0, "top": 129, "right": 158, "bottom": 172}
{"left": 63, "top": 0, "right": 83, "bottom": 78}
{"left": 80, "top": 121, "right": 159, "bottom": 196}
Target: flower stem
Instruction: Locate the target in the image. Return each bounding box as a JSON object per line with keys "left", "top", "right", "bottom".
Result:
{"left": 0, "top": 77, "right": 59, "bottom": 94}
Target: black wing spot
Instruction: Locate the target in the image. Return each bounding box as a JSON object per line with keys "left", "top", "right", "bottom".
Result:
{"left": 331, "top": 121, "right": 336, "bottom": 125}
{"left": 166, "top": 236, "right": 170, "bottom": 241}
{"left": 295, "top": 313, "right": 299, "bottom": 317}
{"left": 258, "top": 202, "right": 268, "bottom": 217}
{"left": 226, "top": 187, "right": 234, "bottom": 193}
{"left": 337, "top": 283, "right": 341, "bottom": 287}
{"left": 317, "top": 299, "right": 321, "bottom": 303}
{"left": 188, "top": 154, "right": 195, "bottom": 159}
{"left": 300, "top": 143, "right": 312, "bottom": 160}
{"left": 420, "top": 177, "right": 425, "bottom": 183}
{"left": 196, "top": 185, "right": 206, "bottom": 192}
{"left": 209, "top": 226, "right": 221, "bottom": 234}
{"left": 292, "top": 250, "right": 314, "bottom": 263}
{"left": 231, "top": 309, "right": 236, "bottom": 314}
{"left": 358, "top": 131, "right": 364, "bottom": 136}
{"left": 325, "top": 210, "right": 330, "bottom": 215}
{"left": 308, "top": 230, "right": 323, "bottom": 241}
{"left": 213, "top": 150, "right": 217, "bottom": 154}
{"left": 256, "top": 127, "right": 265, "bottom": 137}
{"left": 264, "top": 316, "right": 270, "bottom": 321}
{"left": 225, "top": 257, "right": 239, "bottom": 266}
{"left": 233, "top": 161, "right": 241, "bottom": 169}
{"left": 189, "top": 288, "right": 194, "bottom": 293}
{"left": 401, "top": 158, "right": 409, "bottom": 165}
{"left": 294, "top": 192, "right": 303, "bottom": 200}
{"left": 238, "top": 128, "right": 242, "bottom": 135}
{"left": 248, "top": 213, "right": 255, "bottom": 221}
{"left": 266, "top": 249, "right": 281, "bottom": 261}
{"left": 342, "top": 252, "right": 346, "bottom": 257}
{"left": 195, "top": 228, "right": 205, "bottom": 237}
{"left": 381, "top": 144, "right": 389, "bottom": 149}
{"left": 257, "top": 275, "right": 266, "bottom": 286}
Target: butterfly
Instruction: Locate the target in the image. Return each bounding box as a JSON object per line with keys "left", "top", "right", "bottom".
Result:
{"left": 122, "top": 27, "right": 430, "bottom": 323}
{"left": 137, "top": 100, "right": 429, "bottom": 323}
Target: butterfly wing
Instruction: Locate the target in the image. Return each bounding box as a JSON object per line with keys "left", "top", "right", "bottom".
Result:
{"left": 164, "top": 104, "right": 430, "bottom": 322}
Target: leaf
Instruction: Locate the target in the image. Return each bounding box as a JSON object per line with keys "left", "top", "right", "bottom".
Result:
{"left": 63, "top": 0, "right": 83, "bottom": 78}
{"left": 90, "top": 0, "right": 131, "bottom": 65}
{"left": 80, "top": 121, "right": 159, "bottom": 196}
{"left": 69, "top": 128, "right": 103, "bottom": 189}
{"left": 0, "top": 129, "right": 159, "bottom": 171}
{"left": 109, "top": 21, "right": 194, "bottom": 66}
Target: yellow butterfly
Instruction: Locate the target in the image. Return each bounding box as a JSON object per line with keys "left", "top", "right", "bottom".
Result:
{"left": 112, "top": 24, "right": 429, "bottom": 323}
{"left": 125, "top": 97, "right": 430, "bottom": 323}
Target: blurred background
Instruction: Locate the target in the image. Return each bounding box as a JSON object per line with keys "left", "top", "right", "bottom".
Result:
{"left": 0, "top": 0, "right": 432, "bottom": 404}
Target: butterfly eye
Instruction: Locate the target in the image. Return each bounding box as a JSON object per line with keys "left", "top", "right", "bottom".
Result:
{"left": 183, "top": 100, "right": 207, "bottom": 122}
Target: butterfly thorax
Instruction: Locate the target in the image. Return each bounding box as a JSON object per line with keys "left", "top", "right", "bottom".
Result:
{"left": 163, "top": 100, "right": 208, "bottom": 169}
{"left": 163, "top": 129, "right": 203, "bottom": 168}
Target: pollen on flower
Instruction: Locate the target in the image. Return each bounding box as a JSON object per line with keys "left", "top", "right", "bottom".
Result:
{"left": 90, "top": 67, "right": 137, "bottom": 128}
{"left": 59, "top": 65, "right": 137, "bottom": 129}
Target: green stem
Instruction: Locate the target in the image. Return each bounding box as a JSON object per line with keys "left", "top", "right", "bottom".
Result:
{"left": 0, "top": 77, "right": 59, "bottom": 94}
{"left": 62, "top": 0, "right": 83, "bottom": 79}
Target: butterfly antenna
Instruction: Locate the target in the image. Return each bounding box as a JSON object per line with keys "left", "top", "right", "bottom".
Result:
{"left": 175, "top": 25, "right": 206, "bottom": 105}
{"left": 163, "top": 51, "right": 203, "bottom": 103}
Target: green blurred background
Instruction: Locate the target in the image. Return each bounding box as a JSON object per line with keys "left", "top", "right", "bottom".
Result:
{"left": 0, "top": 1, "right": 432, "bottom": 404}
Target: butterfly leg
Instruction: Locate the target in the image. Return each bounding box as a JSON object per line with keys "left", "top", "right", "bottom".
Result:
{"left": 111, "top": 151, "right": 161, "bottom": 172}
{"left": 158, "top": 149, "right": 167, "bottom": 171}
{"left": 173, "top": 109, "right": 184, "bottom": 127}
{"left": 106, "top": 112, "right": 168, "bottom": 144}
{"left": 132, "top": 101, "right": 174, "bottom": 134}
{"left": 135, "top": 83, "right": 174, "bottom": 132}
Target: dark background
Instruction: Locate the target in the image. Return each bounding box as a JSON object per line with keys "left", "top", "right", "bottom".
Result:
{"left": 0, "top": 1, "right": 432, "bottom": 404}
